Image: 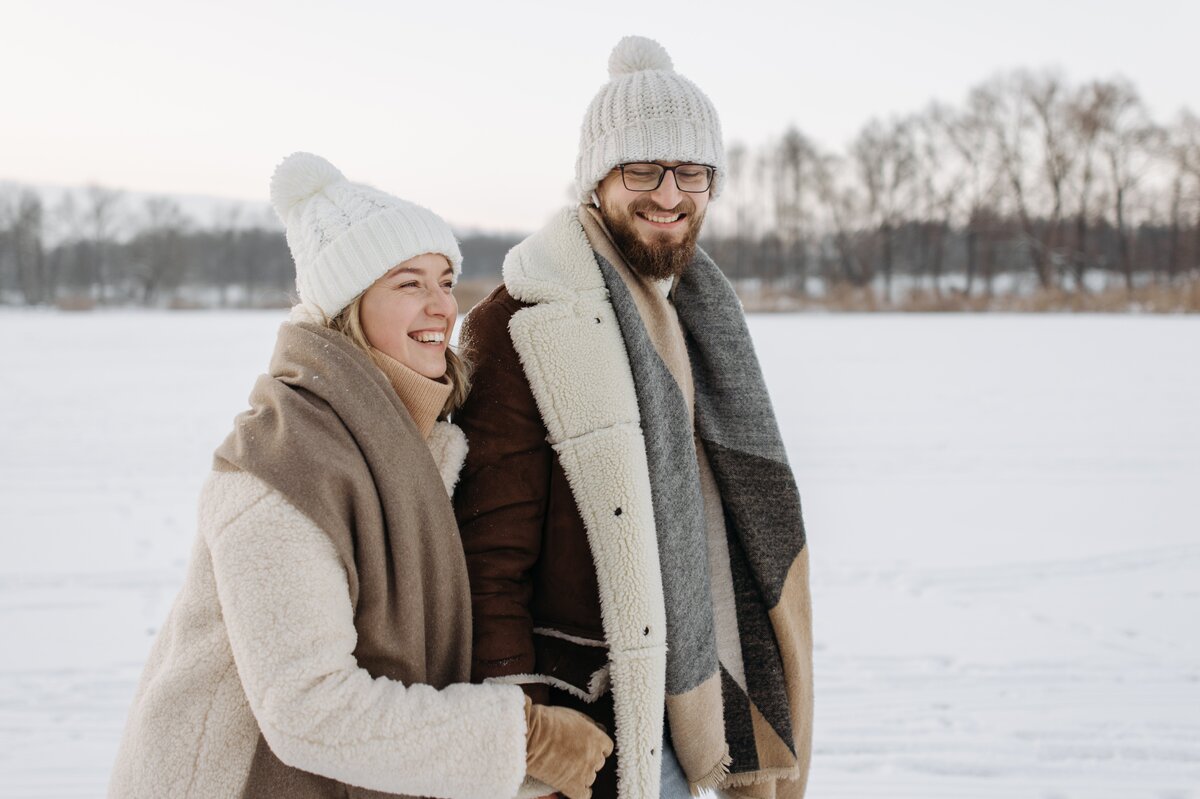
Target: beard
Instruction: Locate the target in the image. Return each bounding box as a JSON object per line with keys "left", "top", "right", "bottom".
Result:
{"left": 599, "top": 193, "right": 706, "bottom": 281}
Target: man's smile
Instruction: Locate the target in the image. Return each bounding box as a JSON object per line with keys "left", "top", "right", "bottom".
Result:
{"left": 636, "top": 210, "right": 687, "bottom": 229}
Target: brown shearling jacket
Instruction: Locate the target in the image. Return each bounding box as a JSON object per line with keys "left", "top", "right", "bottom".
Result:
{"left": 454, "top": 284, "right": 611, "bottom": 689}
{"left": 453, "top": 284, "right": 619, "bottom": 795}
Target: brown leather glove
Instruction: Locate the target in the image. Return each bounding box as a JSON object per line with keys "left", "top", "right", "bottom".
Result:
{"left": 524, "top": 696, "right": 614, "bottom": 799}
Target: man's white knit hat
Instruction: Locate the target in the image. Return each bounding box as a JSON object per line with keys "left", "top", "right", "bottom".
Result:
{"left": 270, "top": 152, "right": 462, "bottom": 319}
{"left": 575, "top": 36, "right": 725, "bottom": 202}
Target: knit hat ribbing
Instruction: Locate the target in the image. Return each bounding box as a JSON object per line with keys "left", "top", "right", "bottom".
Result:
{"left": 270, "top": 152, "right": 462, "bottom": 319}
{"left": 575, "top": 36, "right": 725, "bottom": 202}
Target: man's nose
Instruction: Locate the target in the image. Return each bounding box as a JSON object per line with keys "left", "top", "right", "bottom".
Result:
{"left": 650, "top": 170, "right": 684, "bottom": 207}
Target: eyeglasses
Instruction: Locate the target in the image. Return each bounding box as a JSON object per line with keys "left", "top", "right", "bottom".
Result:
{"left": 616, "top": 162, "right": 716, "bottom": 193}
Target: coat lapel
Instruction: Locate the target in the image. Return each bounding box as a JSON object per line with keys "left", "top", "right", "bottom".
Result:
{"left": 502, "top": 207, "right": 667, "bottom": 799}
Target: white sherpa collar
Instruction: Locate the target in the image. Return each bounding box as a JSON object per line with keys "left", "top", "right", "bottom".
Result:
{"left": 427, "top": 421, "right": 468, "bottom": 498}
{"left": 497, "top": 205, "right": 669, "bottom": 799}
{"left": 503, "top": 207, "right": 605, "bottom": 303}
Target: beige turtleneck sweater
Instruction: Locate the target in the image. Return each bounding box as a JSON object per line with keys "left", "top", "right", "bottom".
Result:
{"left": 369, "top": 347, "right": 453, "bottom": 440}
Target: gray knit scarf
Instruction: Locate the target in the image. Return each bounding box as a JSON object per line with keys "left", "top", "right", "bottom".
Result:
{"left": 595, "top": 248, "right": 809, "bottom": 791}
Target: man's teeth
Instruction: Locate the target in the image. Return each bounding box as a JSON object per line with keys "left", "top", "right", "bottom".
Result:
{"left": 643, "top": 212, "right": 681, "bottom": 224}
{"left": 411, "top": 332, "right": 445, "bottom": 344}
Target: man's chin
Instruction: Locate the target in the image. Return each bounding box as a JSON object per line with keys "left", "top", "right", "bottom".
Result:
{"left": 636, "top": 237, "right": 680, "bottom": 256}
{"left": 630, "top": 240, "right": 697, "bottom": 281}
{"left": 601, "top": 203, "right": 705, "bottom": 281}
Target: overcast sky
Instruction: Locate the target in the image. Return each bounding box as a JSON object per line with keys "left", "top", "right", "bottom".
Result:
{"left": 3, "top": 0, "right": 1196, "bottom": 232}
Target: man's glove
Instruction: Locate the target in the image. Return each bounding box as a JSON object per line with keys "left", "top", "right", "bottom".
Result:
{"left": 524, "top": 696, "right": 614, "bottom": 799}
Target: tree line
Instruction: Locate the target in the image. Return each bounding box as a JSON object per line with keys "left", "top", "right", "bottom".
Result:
{"left": 704, "top": 69, "right": 1200, "bottom": 303}
{"left": 0, "top": 187, "right": 518, "bottom": 309}
{"left": 2, "top": 69, "right": 1197, "bottom": 310}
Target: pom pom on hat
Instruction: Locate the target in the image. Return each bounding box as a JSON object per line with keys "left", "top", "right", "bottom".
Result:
{"left": 270, "top": 152, "right": 345, "bottom": 222}
{"left": 608, "top": 35, "right": 673, "bottom": 78}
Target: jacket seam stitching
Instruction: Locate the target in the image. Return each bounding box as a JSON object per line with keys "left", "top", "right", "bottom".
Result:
{"left": 183, "top": 659, "right": 240, "bottom": 798}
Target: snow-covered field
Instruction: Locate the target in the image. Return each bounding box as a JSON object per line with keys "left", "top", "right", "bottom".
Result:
{"left": 1, "top": 310, "right": 1197, "bottom": 798}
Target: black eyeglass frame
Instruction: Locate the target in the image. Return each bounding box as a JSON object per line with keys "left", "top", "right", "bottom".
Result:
{"left": 615, "top": 162, "right": 717, "bottom": 193}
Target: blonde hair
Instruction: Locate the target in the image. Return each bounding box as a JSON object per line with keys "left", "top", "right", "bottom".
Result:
{"left": 328, "top": 294, "right": 471, "bottom": 419}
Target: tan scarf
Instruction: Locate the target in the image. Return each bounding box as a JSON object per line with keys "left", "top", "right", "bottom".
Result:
{"left": 213, "top": 322, "right": 473, "bottom": 799}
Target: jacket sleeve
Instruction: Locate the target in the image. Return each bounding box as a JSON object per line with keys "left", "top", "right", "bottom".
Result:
{"left": 453, "top": 293, "right": 552, "bottom": 703}
{"left": 203, "top": 470, "right": 528, "bottom": 799}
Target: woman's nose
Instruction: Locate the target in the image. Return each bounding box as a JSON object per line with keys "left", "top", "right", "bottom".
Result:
{"left": 427, "top": 286, "right": 456, "bottom": 317}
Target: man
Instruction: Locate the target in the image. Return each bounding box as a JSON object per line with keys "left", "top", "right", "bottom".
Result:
{"left": 454, "top": 36, "right": 812, "bottom": 799}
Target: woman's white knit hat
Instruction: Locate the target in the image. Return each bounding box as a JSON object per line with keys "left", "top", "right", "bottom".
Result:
{"left": 575, "top": 36, "right": 725, "bottom": 202}
{"left": 270, "top": 152, "right": 462, "bottom": 319}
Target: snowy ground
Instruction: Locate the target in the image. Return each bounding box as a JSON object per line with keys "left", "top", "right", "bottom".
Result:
{"left": 1, "top": 310, "right": 1197, "bottom": 798}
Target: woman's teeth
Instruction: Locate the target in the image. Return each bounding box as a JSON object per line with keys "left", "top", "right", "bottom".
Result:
{"left": 410, "top": 332, "right": 445, "bottom": 344}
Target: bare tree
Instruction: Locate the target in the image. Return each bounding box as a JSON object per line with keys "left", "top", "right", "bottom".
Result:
{"left": 82, "top": 185, "right": 123, "bottom": 302}
{"left": 1162, "top": 110, "right": 1200, "bottom": 282}
{"left": 0, "top": 190, "right": 50, "bottom": 305}
{"left": 974, "top": 73, "right": 1058, "bottom": 289}
{"left": 853, "top": 117, "right": 916, "bottom": 300}
{"left": 1094, "top": 80, "right": 1160, "bottom": 290}
{"left": 773, "top": 127, "right": 820, "bottom": 294}
{"left": 210, "top": 205, "right": 244, "bottom": 307}
{"left": 723, "top": 143, "right": 754, "bottom": 279}
{"left": 944, "top": 93, "right": 1004, "bottom": 296}
{"left": 0, "top": 190, "right": 14, "bottom": 302}
{"left": 1024, "top": 71, "right": 1077, "bottom": 285}
{"left": 128, "top": 197, "right": 191, "bottom": 304}
{"left": 812, "top": 151, "right": 870, "bottom": 288}
{"left": 1063, "top": 80, "right": 1116, "bottom": 291}
{"left": 910, "top": 103, "right": 967, "bottom": 297}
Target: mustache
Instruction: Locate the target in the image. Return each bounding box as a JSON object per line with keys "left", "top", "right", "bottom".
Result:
{"left": 628, "top": 195, "right": 697, "bottom": 216}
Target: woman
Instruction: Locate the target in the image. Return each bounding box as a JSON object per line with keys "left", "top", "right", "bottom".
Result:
{"left": 109, "top": 153, "right": 611, "bottom": 799}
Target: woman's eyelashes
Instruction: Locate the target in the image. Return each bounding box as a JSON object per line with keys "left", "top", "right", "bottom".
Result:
{"left": 389, "top": 276, "right": 454, "bottom": 293}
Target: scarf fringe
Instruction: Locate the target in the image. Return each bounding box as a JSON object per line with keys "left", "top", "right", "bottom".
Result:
{"left": 720, "top": 763, "right": 802, "bottom": 791}
{"left": 688, "top": 748, "right": 733, "bottom": 797}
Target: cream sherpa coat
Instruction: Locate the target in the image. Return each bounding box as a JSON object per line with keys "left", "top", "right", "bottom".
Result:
{"left": 108, "top": 325, "right": 528, "bottom": 799}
